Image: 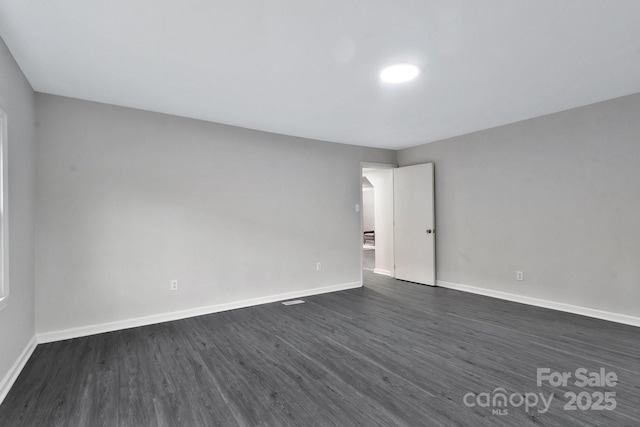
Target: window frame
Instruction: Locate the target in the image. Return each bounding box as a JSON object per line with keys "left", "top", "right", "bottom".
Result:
{"left": 0, "top": 107, "right": 8, "bottom": 311}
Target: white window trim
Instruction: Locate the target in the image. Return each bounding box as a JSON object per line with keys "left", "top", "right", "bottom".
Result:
{"left": 0, "top": 108, "right": 8, "bottom": 311}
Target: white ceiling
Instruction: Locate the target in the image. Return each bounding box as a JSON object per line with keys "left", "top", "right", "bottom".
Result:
{"left": 2, "top": 1, "right": 640, "bottom": 150}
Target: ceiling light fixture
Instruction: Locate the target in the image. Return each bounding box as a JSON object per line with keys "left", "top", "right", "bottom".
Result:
{"left": 380, "top": 63, "right": 420, "bottom": 83}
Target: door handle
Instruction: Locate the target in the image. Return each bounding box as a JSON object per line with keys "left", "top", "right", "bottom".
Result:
{"left": 426, "top": 229, "right": 434, "bottom": 234}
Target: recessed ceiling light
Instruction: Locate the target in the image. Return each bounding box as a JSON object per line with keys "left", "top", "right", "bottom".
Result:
{"left": 380, "top": 64, "right": 420, "bottom": 83}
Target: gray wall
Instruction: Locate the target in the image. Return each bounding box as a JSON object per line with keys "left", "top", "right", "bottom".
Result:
{"left": 35, "top": 94, "right": 396, "bottom": 333}
{"left": 0, "top": 38, "right": 36, "bottom": 383}
{"left": 362, "top": 188, "right": 374, "bottom": 232}
{"left": 398, "top": 93, "right": 640, "bottom": 318}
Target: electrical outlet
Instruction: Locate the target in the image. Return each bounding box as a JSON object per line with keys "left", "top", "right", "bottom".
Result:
{"left": 171, "top": 280, "right": 178, "bottom": 290}
{"left": 316, "top": 262, "right": 322, "bottom": 271}
{"left": 516, "top": 271, "right": 524, "bottom": 281}
{"left": 355, "top": 204, "right": 360, "bottom": 212}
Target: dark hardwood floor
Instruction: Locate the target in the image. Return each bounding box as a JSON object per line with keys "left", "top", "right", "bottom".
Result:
{"left": 1, "top": 271, "right": 639, "bottom": 426}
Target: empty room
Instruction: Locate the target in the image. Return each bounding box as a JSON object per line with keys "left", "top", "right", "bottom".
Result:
{"left": 1, "top": 1, "right": 639, "bottom": 426}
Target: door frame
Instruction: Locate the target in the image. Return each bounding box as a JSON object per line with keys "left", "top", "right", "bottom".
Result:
{"left": 360, "top": 162, "right": 396, "bottom": 285}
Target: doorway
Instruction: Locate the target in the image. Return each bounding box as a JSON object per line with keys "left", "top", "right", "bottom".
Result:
{"left": 361, "top": 163, "right": 395, "bottom": 278}
{"left": 360, "top": 162, "right": 436, "bottom": 286}
{"left": 362, "top": 175, "right": 375, "bottom": 271}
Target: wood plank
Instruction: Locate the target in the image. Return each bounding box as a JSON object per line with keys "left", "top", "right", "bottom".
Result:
{"left": 1, "top": 270, "right": 638, "bottom": 426}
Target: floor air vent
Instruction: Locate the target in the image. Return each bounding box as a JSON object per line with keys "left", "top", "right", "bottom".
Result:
{"left": 282, "top": 299, "right": 305, "bottom": 306}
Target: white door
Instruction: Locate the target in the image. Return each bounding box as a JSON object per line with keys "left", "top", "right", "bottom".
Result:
{"left": 393, "top": 163, "right": 435, "bottom": 285}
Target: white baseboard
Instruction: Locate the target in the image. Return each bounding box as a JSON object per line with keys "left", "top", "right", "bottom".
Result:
{"left": 36, "top": 281, "right": 362, "bottom": 344}
{"left": 0, "top": 336, "right": 37, "bottom": 406}
{"left": 437, "top": 280, "right": 640, "bottom": 327}
{"left": 373, "top": 268, "right": 393, "bottom": 277}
